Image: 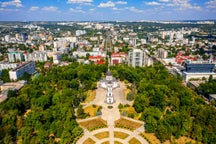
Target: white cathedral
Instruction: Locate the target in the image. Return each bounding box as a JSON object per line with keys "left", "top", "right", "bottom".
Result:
{"left": 100, "top": 70, "right": 119, "bottom": 104}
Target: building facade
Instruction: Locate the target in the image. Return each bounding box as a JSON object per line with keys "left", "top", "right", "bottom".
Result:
{"left": 0, "top": 63, "right": 18, "bottom": 70}
{"left": 9, "top": 61, "right": 36, "bottom": 80}
{"left": 100, "top": 70, "right": 119, "bottom": 104}
{"left": 111, "top": 52, "right": 127, "bottom": 65}
{"left": 53, "top": 53, "right": 62, "bottom": 65}
{"left": 185, "top": 63, "right": 215, "bottom": 73}
{"left": 183, "top": 62, "right": 216, "bottom": 82}
{"left": 8, "top": 52, "right": 24, "bottom": 62}
{"left": 23, "top": 51, "right": 48, "bottom": 62}
{"left": 128, "top": 48, "right": 152, "bottom": 67}
{"left": 157, "top": 48, "right": 168, "bottom": 59}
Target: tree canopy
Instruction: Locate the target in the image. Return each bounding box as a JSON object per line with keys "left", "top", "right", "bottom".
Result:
{"left": 0, "top": 62, "right": 107, "bottom": 144}
{"left": 111, "top": 64, "right": 216, "bottom": 143}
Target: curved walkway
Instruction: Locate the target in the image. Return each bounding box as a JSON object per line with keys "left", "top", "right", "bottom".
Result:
{"left": 76, "top": 81, "right": 148, "bottom": 144}
{"left": 76, "top": 126, "right": 148, "bottom": 144}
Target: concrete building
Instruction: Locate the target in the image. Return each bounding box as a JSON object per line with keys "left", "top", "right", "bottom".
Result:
{"left": 73, "top": 50, "right": 106, "bottom": 58}
{"left": 141, "top": 39, "right": 147, "bottom": 44}
{"left": 0, "top": 80, "right": 27, "bottom": 103}
{"left": 4, "top": 35, "right": 10, "bottom": 42}
{"left": 9, "top": 61, "right": 36, "bottom": 80}
{"left": 183, "top": 61, "right": 216, "bottom": 82}
{"left": 89, "top": 55, "right": 105, "bottom": 65}
{"left": 0, "top": 80, "right": 27, "bottom": 91}
{"left": 8, "top": 52, "right": 24, "bottom": 62}
{"left": 24, "top": 51, "right": 48, "bottom": 62}
{"left": 0, "top": 63, "right": 18, "bottom": 70}
{"left": 128, "top": 48, "right": 153, "bottom": 67}
{"left": 53, "top": 53, "right": 62, "bottom": 64}
{"left": 111, "top": 52, "right": 127, "bottom": 65}
{"left": 129, "top": 37, "right": 137, "bottom": 47}
{"left": 54, "top": 40, "right": 67, "bottom": 49}
{"left": 76, "top": 30, "right": 86, "bottom": 36}
{"left": 209, "top": 94, "right": 216, "bottom": 101}
{"left": 21, "top": 33, "right": 28, "bottom": 42}
{"left": 157, "top": 48, "right": 168, "bottom": 59}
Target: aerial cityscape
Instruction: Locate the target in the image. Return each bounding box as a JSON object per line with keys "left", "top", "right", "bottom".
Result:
{"left": 0, "top": 0, "right": 216, "bottom": 21}
{"left": 0, "top": 0, "right": 216, "bottom": 144}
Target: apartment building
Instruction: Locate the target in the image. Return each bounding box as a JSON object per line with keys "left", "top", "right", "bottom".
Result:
{"left": 9, "top": 61, "right": 36, "bottom": 80}
{"left": 128, "top": 49, "right": 153, "bottom": 67}
{"left": 157, "top": 48, "right": 168, "bottom": 59}
{"left": 8, "top": 52, "right": 24, "bottom": 62}
{"left": 0, "top": 63, "right": 18, "bottom": 70}
{"left": 23, "top": 51, "right": 48, "bottom": 62}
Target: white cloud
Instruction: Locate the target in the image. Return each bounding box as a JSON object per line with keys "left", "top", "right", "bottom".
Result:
{"left": 145, "top": 0, "right": 201, "bottom": 10}
{"left": 1, "top": 0, "right": 22, "bottom": 7}
{"left": 29, "top": 6, "right": 39, "bottom": 11}
{"left": 126, "top": 7, "right": 144, "bottom": 13}
{"left": 206, "top": 0, "right": 216, "bottom": 8}
{"left": 98, "top": 1, "right": 115, "bottom": 8}
{"left": 159, "top": 0, "right": 169, "bottom": 2}
{"left": 112, "top": 7, "right": 122, "bottom": 11}
{"left": 69, "top": 8, "right": 85, "bottom": 13}
{"left": 116, "top": 1, "right": 127, "bottom": 5}
{"left": 67, "top": 0, "right": 93, "bottom": 4}
{"left": 146, "top": 1, "right": 161, "bottom": 6}
{"left": 172, "top": 0, "right": 201, "bottom": 10}
{"left": 0, "top": 7, "right": 19, "bottom": 12}
{"left": 42, "top": 6, "right": 59, "bottom": 12}
{"left": 98, "top": 1, "right": 127, "bottom": 8}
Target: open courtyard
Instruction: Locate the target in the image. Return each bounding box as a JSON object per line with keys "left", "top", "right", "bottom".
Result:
{"left": 76, "top": 81, "right": 148, "bottom": 144}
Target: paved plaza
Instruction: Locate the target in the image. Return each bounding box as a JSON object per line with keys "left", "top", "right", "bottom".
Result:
{"left": 76, "top": 81, "right": 148, "bottom": 144}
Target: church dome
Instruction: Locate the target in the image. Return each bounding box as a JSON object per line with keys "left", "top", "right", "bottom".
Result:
{"left": 106, "top": 70, "right": 112, "bottom": 76}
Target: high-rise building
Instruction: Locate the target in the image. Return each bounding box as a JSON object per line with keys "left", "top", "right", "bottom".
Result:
{"left": 4, "top": 35, "right": 10, "bottom": 42}
{"left": 21, "top": 33, "right": 28, "bottom": 42}
{"left": 128, "top": 49, "right": 153, "bottom": 67}
{"left": 157, "top": 48, "right": 168, "bottom": 59}
{"left": 129, "top": 37, "right": 137, "bottom": 47}
{"left": 8, "top": 52, "right": 24, "bottom": 62}
{"left": 53, "top": 53, "right": 62, "bottom": 64}
{"left": 23, "top": 51, "right": 48, "bottom": 62}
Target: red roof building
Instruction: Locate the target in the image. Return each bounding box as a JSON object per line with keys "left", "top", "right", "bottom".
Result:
{"left": 111, "top": 52, "right": 127, "bottom": 65}
{"left": 89, "top": 55, "right": 105, "bottom": 65}
{"left": 175, "top": 51, "right": 195, "bottom": 64}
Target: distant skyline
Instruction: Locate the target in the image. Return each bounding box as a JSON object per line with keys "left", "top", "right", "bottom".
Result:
{"left": 0, "top": 0, "right": 216, "bottom": 21}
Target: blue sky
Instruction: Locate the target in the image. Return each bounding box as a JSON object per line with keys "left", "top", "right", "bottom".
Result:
{"left": 0, "top": 0, "right": 216, "bottom": 21}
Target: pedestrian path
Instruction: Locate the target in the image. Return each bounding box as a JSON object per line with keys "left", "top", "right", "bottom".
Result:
{"left": 76, "top": 81, "right": 149, "bottom": 144}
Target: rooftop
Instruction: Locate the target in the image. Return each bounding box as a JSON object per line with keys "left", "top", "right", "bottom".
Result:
{"left": 106, "top": 70, "right": 112, "bottom": 76}
{"left": 11, "top": 61, "right": 34, "bottom": 71}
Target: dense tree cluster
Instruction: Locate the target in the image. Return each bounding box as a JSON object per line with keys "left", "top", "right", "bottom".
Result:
{"left": 111, "top": 64, "right": 216, "bottom": 143}
{"left": 198, "top": 77, "right": 216, "bottom": 96}
{"left": 0, "top": 62, "right": 107, "bottom": 144}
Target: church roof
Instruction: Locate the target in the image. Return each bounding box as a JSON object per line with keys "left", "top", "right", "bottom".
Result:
{"left": 106, "top": 70, "right": 112, "bottom": 76}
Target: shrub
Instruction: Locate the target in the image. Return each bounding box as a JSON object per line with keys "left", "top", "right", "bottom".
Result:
{"left": 124, "top": 104, "right": 130, "bottom": 107}
{"left": 118, "top": 103, "right": 124, "bottom": 109}
{"left": 128, "top": 113, "right": 135, "bottom": 118}
{"left": 98, "top": 106, "right": 102, "bottom": 111}
{"left": 108, "top": 106, "right": 113, "bottom": 109}
{"left": 126, "top": 91, "right": 135, "bottom": 101}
